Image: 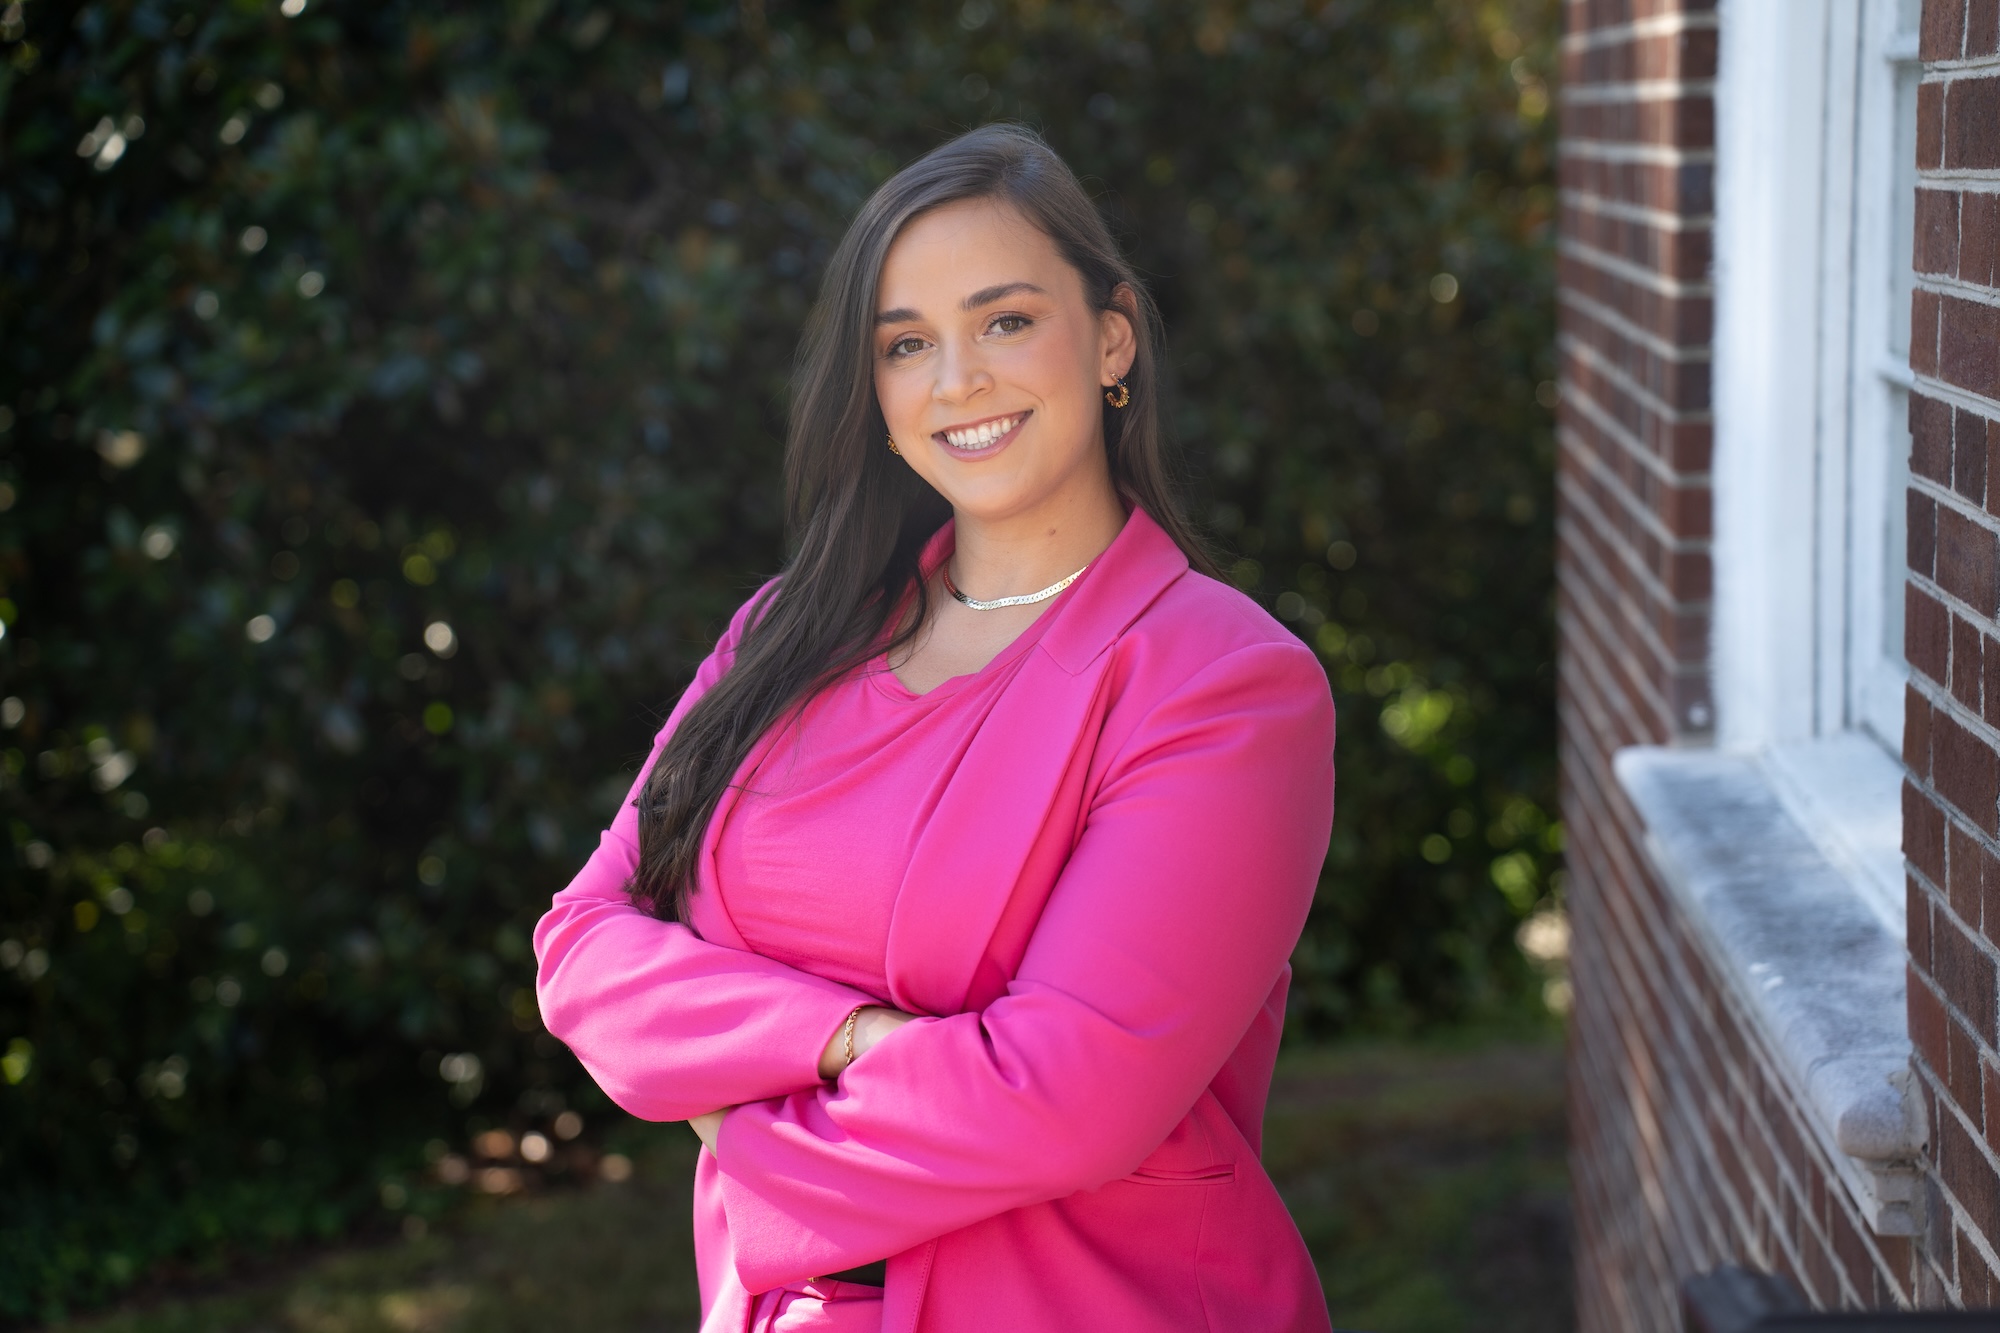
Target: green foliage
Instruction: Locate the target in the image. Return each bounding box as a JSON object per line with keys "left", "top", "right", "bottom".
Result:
{"left": 0, "top": 0, "right": 1556, "bottom": 1316}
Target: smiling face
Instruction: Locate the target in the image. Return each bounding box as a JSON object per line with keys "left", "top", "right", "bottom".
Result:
{"left": 872, "top": 198, "right": 1135, "bottom": 530}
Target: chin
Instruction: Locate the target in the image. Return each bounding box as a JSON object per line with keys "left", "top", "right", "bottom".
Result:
{"left": 942, "top": 454, "right": 1094, "bottom": 518}
{"left": 940, "top": 486, "right": 1044, "bottom": 525}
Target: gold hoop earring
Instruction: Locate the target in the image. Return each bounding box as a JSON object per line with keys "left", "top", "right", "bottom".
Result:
{"left": 1104, "top": 375, "right": 1130, "bottom": 409}
{"left": 886, "top": 435, "right": 902, "bottom": 456}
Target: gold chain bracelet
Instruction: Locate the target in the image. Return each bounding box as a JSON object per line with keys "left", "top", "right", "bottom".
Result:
{"left": 841, "top": 1006, "right": 864, "bottom": 1071}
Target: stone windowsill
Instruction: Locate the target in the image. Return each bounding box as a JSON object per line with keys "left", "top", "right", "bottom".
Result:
{"left": 1614, "top": 740, "right": 1923, "bottom": 1236}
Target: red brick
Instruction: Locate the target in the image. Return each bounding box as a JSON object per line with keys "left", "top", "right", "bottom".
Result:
{"left": 1939, "top": 1102, "right": 2000, "bottom": 1247}
{"left": 1562, "top": 29, "right": 1718, "bottom": 85}
{"left": 1913, "top": 489, "right": 1940, "bottom": 580}
{"left": 1988, "top": 421, "right": 2000, "bottom": 522}
{"left": 1915, "top": 288, "right": 1944, "bottom": 377}
{"left": 1920, "top": 189, "right": 1962, "bottom": 276}
{"left": 1954, "top": 820, "right": 1989, "bottom": 927}
{"left": 1924, "top": 0, "right": 1968, "bottom": 60}
{"left": 1964, "top": 192, "right": 1999, "bottom": 290}
{"left": 1983, "top": 635, "right": 2000, "bottom": 728}
{"left": 1938, "top": 505, "right": 1999, "bottom": 614}
{"left": 1917, "top": 392, "right": 1957, "bottom": 483}
{"left": 1771, "top": 1096, "right": 1812, "bottom": 1187}
{"left": 1877, "top": 1233, "right": 1915, "bottom": 1307}
{"left": 1962, "top": 408, "right": 1992, "bottom": 506}
{"left": 1920, "top": 80, "right": 1947, "bottom": 171}
{"left": 1914, "top": 584, "right": 1953, "bottom": 685}
{"left": 1941, "top": 295, "right": 2000, "bottom": 399}
{"left": 1916, "top": 968, "right": 1952, "bottom": 1077}
{"left": 1918, "top": 871, "right": 1939, "bottom": 972}
{"left": 1981, "top": 843, "right": 2000, "bottom": 952}
{"left": 1952, "top": 1011, "right": 1987, "bottom": 1124}
{"left": 1830, "top": 1210, "right": 1880, "bottom": 1308}
{"left": 1935, "top": 707, "right": 2000, "bottom": 834}
{"left": 1914, "top": 689, "right": 1939, "bottom": 787}
{"left": 1938, "top": 906, "right": 2000, "bottom": 1037}
{"left": 1802, "top": 1215, "right": 1841, "bottom": 1306}
{"left": 1912, "top": 700, "right": 1928, "bottom": 816}
{"left": 1971, "top": 412, "right": 2000, "bottom": 487}
{"left": 1964, "top": 1225, "right": 2000, "bottom": 1307}
{"left": 1940, "top": 1137, "right": 1962, "bottom": 1289}
{"left": 1985, "top": 1060, "right": 2000, "bottom": 1158}
{"left": 1960, "top": 616, "right": 1990, "bottom": 711}
{"left": 1947, "top": 77, "right": 2000, "bottom": 172}
{"left": 1973, "top": 0, "right": 2000, "bottom": 58}
{"left": 1913, "top": 774, "right": 1950, "bottom": 881}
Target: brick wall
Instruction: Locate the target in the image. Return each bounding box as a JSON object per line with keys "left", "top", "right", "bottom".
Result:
{"left": 1903, "top": 0, "right": 2000, "bottom": 1308}
{"left": 1554, "top": 0, "right": 1728, "bottom": 1302}
{"left": 1555, "top": 0, "right": 1715, "bottom": 751}
{"left": 1557, "top": 0, "right": 1934, "bottom": 1326}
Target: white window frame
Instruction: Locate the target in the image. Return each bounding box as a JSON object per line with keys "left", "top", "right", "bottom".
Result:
{"left": 1610, "top": 0, "right": 1928, "bottom": 1237}
{"left": 1710, "top": 0, "right": 1918, "bottom": 935}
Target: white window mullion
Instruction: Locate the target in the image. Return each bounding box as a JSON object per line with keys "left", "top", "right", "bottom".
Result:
{"left": 1713, "top": 0, "right": 1835, "bottom": 750}
{"left": 1813, "top": 0, "right": 1866, "bottom": 740}
{"left": 1846, "top": 0, "right": 1918, "bottom": 750}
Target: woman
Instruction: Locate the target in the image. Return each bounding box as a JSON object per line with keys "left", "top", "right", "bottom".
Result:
{"left": 534, "top": 124, "right": 1336, "bottom": 1333}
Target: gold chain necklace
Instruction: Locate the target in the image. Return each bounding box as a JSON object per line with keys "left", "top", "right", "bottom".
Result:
{"left": 941, "top": 562, "right": 1089, "bottom": 611}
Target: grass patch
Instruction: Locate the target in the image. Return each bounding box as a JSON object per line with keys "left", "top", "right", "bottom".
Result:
{"left": 55, "top": 1036, "right": 1570, "bottom": 1333}
{"left": 1268, "top": 1035, "right": 1572, "bottom": 1333}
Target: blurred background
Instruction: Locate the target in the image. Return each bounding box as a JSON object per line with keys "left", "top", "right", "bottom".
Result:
{"left": 0, "top": 0, "right": 1563, "bottom": 1327}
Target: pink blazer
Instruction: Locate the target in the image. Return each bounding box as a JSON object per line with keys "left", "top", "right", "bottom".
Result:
{"left": 535, "top": 508, "right": 1337, "bottom": 1332}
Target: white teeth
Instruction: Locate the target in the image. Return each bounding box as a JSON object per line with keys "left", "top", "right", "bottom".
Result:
{"left": 944, "top": 414, "right": 1021, "bottom": 449}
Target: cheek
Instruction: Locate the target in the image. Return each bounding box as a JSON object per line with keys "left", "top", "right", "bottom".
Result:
{"left": 874, "top": 366, "right": 914, "bottom": 424}
{"left": 1009, "top": 327, "right": 1095, "bottom": 406}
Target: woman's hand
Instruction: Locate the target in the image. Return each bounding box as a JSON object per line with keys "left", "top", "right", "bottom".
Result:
{"left": 691, "top": 1008, "right": 917, "bottom": 1155}
{"left": 816, "top": 1005, "right": 920, "bottom": 1081}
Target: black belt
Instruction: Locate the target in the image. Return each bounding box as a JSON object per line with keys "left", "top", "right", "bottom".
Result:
{"left": 819, "top": 1260, "right": 887, "bottom": 1287}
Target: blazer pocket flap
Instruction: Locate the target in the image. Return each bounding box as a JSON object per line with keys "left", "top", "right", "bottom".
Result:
{"left": 1120, "top": 1093, "right": 1238, "bottom": 1185}
{"left": 1123, "top": 1163, "right": 1236, "bottom": 1186}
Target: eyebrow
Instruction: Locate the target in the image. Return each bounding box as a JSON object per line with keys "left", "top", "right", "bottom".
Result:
{"left": 874, "top": 281, "right": 1048, "bottom": 326}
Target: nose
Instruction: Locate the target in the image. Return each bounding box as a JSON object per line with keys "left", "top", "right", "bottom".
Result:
{"left": 931, "top": 334, "right": 993, "bottom": 406}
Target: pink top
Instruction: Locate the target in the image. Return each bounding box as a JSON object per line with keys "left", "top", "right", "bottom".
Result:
{"left": 713, "top": 534, "right": 1062, "bottom": 1330}
{"left": 717, "top": 548, "right": 1059, "bottom": 1001}
{"left": 534, "top": 508, "right": 1338, "bottom": 1333}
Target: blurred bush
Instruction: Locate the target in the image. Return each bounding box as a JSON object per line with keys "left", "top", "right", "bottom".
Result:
{"left": 0, "top": 0, "right": 1555, "bottom": 1317}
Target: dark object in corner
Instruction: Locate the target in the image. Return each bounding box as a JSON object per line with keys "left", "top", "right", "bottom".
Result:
{"left": 1684, "top": 1266, "right": 2000, "bottom": 1331}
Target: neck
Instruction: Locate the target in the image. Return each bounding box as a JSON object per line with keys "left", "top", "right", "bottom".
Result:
{"left": 947, "top": 473, "right": 1128, "bottom": 599}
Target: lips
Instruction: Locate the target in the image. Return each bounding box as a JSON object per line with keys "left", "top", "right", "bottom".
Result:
{"left": 933, "top": 410, "right": 1030, "bottom": 460}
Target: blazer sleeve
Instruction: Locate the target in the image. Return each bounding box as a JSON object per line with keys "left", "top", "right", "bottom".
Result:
{"left": 532, "top": 585, "right": 876, "bottom": 1124}
{"left": 709, "top": 639, "right": 1336, "bottom": 1289}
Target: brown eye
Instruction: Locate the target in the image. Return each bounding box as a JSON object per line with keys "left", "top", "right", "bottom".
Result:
{"left": 990, "top": 314, "right": 1031, "bottom": 335}
{"left": 887, "top": 336, "right": 926, "bottom": 358}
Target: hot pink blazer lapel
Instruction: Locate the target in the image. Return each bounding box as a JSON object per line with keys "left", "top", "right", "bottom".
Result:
{"left": 883, "top": 649, "right": 1114, "bottom": 1017}
{"left": 881, "top": 507, "right": 1191, "bottom": 1019}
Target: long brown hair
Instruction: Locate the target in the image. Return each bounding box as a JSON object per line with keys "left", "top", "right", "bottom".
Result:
{"left": 631, "top": 123, "right": 1215, "bottom": 921}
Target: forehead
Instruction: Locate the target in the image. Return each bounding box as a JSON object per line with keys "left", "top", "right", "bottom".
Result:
{"left": 876, "top": 199, "right": 1075, "bottom": 309}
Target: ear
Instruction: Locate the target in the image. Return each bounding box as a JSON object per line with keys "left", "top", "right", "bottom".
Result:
{"left": 1098, "top": 283, "right": 1139, "bottom": 384}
